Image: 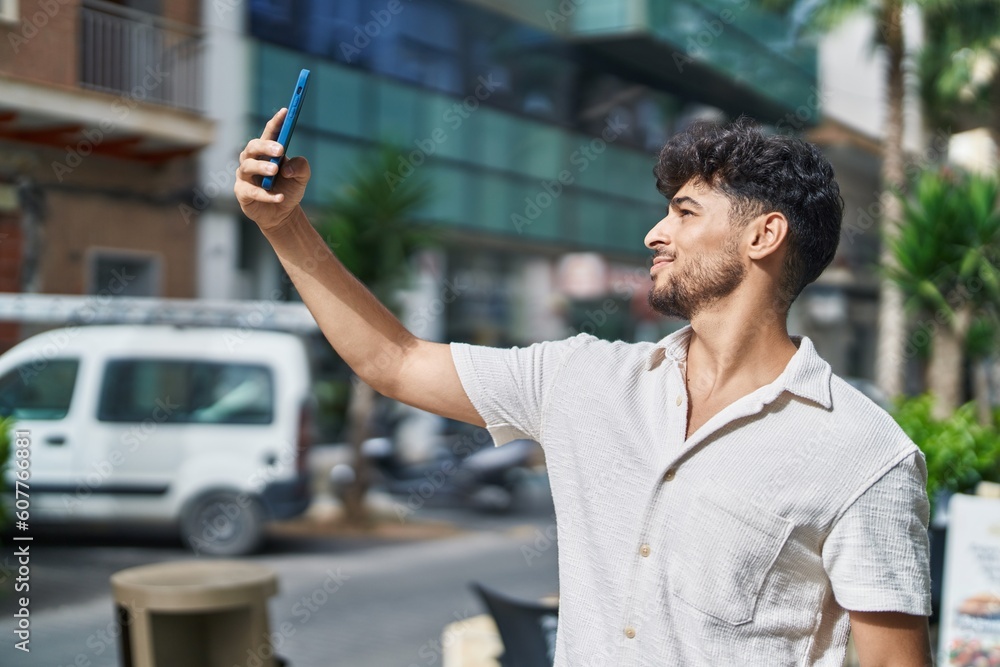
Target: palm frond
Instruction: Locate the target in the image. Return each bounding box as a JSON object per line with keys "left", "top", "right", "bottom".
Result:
{"left": 315, "top": 144, "right": 439, "bottom": 310}
{"left": 890, "top": 167, "right": 1000, "bottom": 321}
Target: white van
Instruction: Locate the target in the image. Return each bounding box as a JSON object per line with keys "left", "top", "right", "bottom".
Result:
{"left": 0, "top": 324, "right": 315, "bottom": 555}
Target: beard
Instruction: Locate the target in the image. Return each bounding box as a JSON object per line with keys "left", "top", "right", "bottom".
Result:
{"left": 648, "top": 234, "right": 746, "bottom": 320}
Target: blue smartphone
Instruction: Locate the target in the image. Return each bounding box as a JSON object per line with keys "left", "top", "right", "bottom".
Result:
{"left": 262, "top": 68, "right": 311, "bottom": 190}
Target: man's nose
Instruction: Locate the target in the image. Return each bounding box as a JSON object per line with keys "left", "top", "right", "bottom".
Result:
{"left": 644, "top": 215, "right": 670, "bottom": 251}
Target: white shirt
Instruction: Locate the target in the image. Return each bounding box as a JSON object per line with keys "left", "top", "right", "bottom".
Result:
{"left": 451, "top": 324, "right": 931, "bottom": 666}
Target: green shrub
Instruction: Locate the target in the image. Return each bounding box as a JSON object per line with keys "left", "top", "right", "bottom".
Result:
{"left": 0, "top": 417, "right": 11, "bottom": 530}
{"left": 892, "top": 394, "right": 1000, "bottom": 509}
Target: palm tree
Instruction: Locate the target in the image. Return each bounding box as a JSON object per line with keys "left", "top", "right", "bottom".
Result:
{"left": 888, "top": 167, "right": 1000, "bottom": 421}
{"left": 966, "top": 315, "right": 1000, "bottom": 425}
{"left": 763, "top": 0, "right": 957, "bottom": 399}
{"left": 314, "top": 146, "right": 435, "bottom": 525}
{"left": 916, "top": 0, "right": 1000, "bottom": 425}
{"left": 919, "top": 0, "right": 1000, "bottom": 143}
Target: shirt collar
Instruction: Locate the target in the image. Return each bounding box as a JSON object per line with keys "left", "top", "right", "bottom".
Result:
{"left": 645, "top": 324, "right": 833, "bottom": 409}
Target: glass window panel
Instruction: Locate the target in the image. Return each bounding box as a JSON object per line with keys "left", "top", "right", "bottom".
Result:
{"left": 423, "top": 163, "right": 469, "bottom": 224}
{"left": 98, "top": 360, "right": 274, "bottom": 425}
{"left": 91, "top": 254, "right": 159, "bottom": 297}
{"left": 477, "top": 109, "right": 513, "bottom": 171}
{"left": 0, "top": 359, "right": 79, "bottom": 421}
{"left": 377, "top": 81, "right": 421, "bottom": 144}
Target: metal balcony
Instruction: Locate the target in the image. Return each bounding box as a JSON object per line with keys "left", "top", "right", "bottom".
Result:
{"left": 79, "top": 0, "right": 204, "bottom": 113}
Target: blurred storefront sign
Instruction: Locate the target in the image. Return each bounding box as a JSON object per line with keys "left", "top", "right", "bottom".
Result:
{"left": 557, "top": 252, "right": 608, "bottom": 300}
{"left": 938, "top": 494, "right": 1000, "bottom": 666}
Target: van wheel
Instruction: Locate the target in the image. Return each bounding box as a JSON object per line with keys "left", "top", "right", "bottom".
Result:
{"left": 180, "top": 492, "right": 265, "bottom": 557}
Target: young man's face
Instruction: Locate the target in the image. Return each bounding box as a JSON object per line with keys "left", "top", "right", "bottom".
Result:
{"left": 644, "top": 178, "right": 748, "bottom": 320}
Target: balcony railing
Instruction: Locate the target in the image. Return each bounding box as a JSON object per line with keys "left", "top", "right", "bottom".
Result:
{"left": 79, "top": 0, "right": 204, "bottom": 113}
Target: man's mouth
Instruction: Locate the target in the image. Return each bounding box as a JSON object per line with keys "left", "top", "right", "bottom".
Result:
{"left": 650, "top": 256, "right": 674, "bottom": 275}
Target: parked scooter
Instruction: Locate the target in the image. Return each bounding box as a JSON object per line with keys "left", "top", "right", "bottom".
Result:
{"left": 332, "top": 426, "right": 540, "bottom": 513}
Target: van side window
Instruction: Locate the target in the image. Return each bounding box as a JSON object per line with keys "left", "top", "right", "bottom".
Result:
{"left": 0, "top": 359, "right": 80, "bottom": 420}
{"left": 98, "top": 360, "right": 274, "bottom": 424}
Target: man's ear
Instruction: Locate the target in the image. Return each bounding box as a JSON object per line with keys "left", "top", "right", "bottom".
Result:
{"left": 746, "top": 212, "right": 789, "bottom": 261}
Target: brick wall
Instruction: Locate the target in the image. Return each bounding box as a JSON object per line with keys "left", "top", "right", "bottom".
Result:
{"left": 0, "top": 212, "right": 22, "bottom": 352}
{"left": 43, "top": 189, "right": 197, "bottom": 297}
{"left": 0, "top": 0, "right": 80, "bottom": 87}
{"left": 162, "top": 0, "right": 201, "bottom": 27}
{"left": 0, "top": 139, "right": 199, "bottom": 298}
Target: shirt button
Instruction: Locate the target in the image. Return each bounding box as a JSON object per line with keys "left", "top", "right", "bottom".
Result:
{"left": 639, "top": 544, "right": 651, "bottom": 557}
{"left": 675, "top": 394, "right": 683, "bottom": 406}
{"left": 664, "top": 468, "right": 676, "bottom": 481}
{"left": 624, "top": 627, "right": 636, "bottom": 639}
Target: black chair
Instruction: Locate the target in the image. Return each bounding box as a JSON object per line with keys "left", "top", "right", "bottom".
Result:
{"left": 470, "top": 582, "right": 559, "bottom": 667}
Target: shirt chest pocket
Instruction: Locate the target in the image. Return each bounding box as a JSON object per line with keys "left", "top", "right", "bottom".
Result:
{"left": 667, "top": 490, "right": 794, "bottom": 625}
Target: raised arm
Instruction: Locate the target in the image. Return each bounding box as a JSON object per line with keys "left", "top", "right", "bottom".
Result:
{"left": 234, "top": 109, "right": 483, "bottom": 427}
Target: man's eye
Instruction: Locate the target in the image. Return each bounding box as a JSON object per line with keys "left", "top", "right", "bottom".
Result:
{"left": 680, "top": 209, "right": 693, "bottom": 217}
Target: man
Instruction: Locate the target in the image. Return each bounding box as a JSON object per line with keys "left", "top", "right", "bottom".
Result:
{"left": 236, "top": 113, "right": 933, "bottom": 666}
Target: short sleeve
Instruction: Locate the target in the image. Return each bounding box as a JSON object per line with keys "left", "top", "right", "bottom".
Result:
{"left": 821, "top": 450, "right": 932, "bottom": 615}
{"left": 450, "top": 335, "right": 586, "bottom": 446}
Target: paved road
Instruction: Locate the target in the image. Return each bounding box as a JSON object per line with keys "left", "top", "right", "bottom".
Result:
{"left": 0, "top": 506, "right": 559, "bottom": 667}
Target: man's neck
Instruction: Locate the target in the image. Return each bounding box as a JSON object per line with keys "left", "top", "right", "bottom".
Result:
{"left": 684, "top": 304, "right": 798, "bottom": 401}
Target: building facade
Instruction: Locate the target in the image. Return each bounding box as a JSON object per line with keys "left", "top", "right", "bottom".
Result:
{"left": 0, "top": 0, "right": 214, "bottom": 350}
{"left": 200, "top": 0, "right": 841, "bottom": 356}
{"left": 0, "top": 0, "right": 900, "bottom": 384}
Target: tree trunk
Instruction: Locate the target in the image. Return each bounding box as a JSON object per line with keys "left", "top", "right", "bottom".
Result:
{"left": 991, "top": 73, "right": 1000, "bottom": 149}
{"left": 343, "top": 376, "right": 376, "bottom": 526}
{"left": 929, "top": 326, "right": 964, "bottom": 420}
{"left": 973, "top": 357, "right": 994, "bottom": 427}
{"left": 928, "top": 305, "right": 973, "bottom": 420}
{"left": 874, "top": 0, "right": 908, "bottom": 400}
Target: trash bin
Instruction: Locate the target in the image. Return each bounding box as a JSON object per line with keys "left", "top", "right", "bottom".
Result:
{"left": 111, "top": 560, "right": 279, "bottom": 667}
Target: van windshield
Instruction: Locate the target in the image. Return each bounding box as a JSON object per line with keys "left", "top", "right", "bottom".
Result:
{"left": 98, "top": 360, "right": 274, "bottom": 424}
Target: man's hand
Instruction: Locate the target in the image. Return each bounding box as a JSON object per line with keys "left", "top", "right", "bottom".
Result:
{"left": 235, "top": 107, "right": 312, "bottom": 234}
{"left": 849, "top": 610, "right": 933, "bottom": 666}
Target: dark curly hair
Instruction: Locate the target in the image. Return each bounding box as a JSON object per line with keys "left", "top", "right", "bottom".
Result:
{"left": 653, "top": 117, "right": 844, "bottom": 309}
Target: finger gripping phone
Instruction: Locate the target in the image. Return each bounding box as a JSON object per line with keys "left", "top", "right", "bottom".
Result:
{"left": 262, "top": 68, "right": 311, "bottom": 190}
